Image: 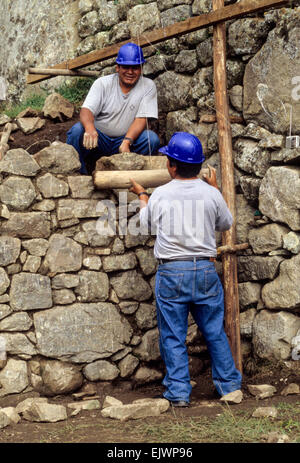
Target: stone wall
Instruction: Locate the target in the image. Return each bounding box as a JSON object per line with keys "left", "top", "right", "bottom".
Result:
{"left": 0, "top": 1, "right": 300, "bottom": 396}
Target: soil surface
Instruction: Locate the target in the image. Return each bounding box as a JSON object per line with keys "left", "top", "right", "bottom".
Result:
{"left": 0, "top": 361, "right": 299, "bottom": 444}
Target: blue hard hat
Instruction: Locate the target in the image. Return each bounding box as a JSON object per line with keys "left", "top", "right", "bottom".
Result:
{"left": 116, "top": 43, "right": 145, "bottom": 65}
{"left": 159, "top": 132, "right": 205, "bottom": 164}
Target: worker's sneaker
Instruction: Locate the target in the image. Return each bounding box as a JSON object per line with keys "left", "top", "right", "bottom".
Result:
{"left": 170, "top": 400, "right": 190, "bottom": 408}
{"left": 220, "top": 390, "right": 243, "bottom": 404}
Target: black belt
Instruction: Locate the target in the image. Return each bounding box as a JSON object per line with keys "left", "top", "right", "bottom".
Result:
{"left": 158, "top": 257, "right": 215, "bottom": 264}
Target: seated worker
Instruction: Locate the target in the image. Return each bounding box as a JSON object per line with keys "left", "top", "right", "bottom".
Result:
{"left": 130, "top": 132, "right": 242, "bottom": 407}
{"left": 67, "top": 42, "right": 160, "bottom": 174}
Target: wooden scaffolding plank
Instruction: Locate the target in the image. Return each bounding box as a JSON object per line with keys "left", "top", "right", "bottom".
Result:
{"left": 213, "top": 0, "right": 242, "bottom": 372}
{"left": 27, "top": 0, "right": 288, "bottom": 84}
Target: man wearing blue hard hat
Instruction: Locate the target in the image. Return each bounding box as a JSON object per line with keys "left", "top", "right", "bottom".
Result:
{"left": 67, "top": 42, "right": 160, "bottom": 174}
{"left": 130, "top": 132, "right": 242, "bottom": 407}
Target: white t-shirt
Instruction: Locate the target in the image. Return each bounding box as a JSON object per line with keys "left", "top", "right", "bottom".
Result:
{"left": 82, "top": 73, "right": 158, "bottom": 137}
{"left": 139, "top": 178, "right": 233, "bottom": 259}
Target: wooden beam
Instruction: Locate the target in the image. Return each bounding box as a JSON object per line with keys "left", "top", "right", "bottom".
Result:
{"left": 28, "top": 67, "right": 99, "bottom": 77}
{"left": 213, "top": 0, "right": 242, "bottom": 373}
{"left": 93, "top": 169, "right": 171, "bottom": 190}
{"left": 27, "top": 0, "right": 288, "bottom": 85}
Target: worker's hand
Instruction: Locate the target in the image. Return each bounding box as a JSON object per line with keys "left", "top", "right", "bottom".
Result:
{"left": 202, "top": 164, "right": 219, "bottom": 189}
{"left": 129, "top": 178, "right": 145, "bottom": 195}
{"left": 119, "top": 139, "right": 131, "bottom": 153}
{"left": 83, "top": 130, "right": 98, "bottom": 150}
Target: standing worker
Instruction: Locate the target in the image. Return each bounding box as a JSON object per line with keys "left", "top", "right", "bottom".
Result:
{"left": 67, "top": 42, "right": 160, "bottom": 174}
{"left": 130, "top": 132, "right": 242, "bottom": 407}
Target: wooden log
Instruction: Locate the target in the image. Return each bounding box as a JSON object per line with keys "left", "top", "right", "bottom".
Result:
{"left": 27, "top": 0, "right": 289, "bottom": 85}
{"left": 213, "top": 0, "right": 242, "bottom": 372}
{"left": 200, "top": 114, "right": 244, "bottom": 124}
{"left": 93, "top": 169, "right": 171, "bottom": 190}
{"left": 217, "top": 243, "right": 249, "bottom": 255}
{"left": 0, "top": 123, "right": 13, "bottom": 160}
{"left": 28, "top": 67, "right": 99, "bottom": 77}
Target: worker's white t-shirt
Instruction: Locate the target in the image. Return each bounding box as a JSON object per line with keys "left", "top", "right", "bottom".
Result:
{"left": 81, "top": 73, "right": 158, "bottom": 137}
{"left": 139, "top": 178, "right": 233, "bottom": 259}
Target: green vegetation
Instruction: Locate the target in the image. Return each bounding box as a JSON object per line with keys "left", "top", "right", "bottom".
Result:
{"left": 55, "top": 77, "right": 96, "bottom": 105}
{"left": 3, "top": 93, "right": 47, "bottom": 119}
{"left": 1, "top": 77, "right": 96, "bottom": 118}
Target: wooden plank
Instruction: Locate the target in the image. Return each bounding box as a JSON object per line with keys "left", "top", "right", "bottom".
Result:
{"left": 28, "top": 67, "right": 99, "bottom": 77}
{"left": 27, "top": 0, "right": 288, "bottom": 85}
{"left": 213, "top": 0, "right": 242, "bottom": 373}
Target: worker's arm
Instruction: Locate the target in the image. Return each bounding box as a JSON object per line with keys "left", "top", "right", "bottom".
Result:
{"left": 129, "top": 178, "right": 149, "bottom": 208}
{"left": 80, "top": 108, "right": 98, "bottom": 149}
{"left": 119, "top": 118, "right": 147, "bottom": 153}
{"left": 202, "top": 165, "right": 219, "bottom": 190}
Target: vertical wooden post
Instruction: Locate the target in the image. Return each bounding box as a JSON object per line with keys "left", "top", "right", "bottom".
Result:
{"left": 212, "top": 0, "right": 242, "bottom": 372}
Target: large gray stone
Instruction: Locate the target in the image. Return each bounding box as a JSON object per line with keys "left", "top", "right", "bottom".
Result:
{"left": 37, "top": 173, "right": 69, "bottom": 198}
{"left": 51, "top": 273, "right": 79, "bottom": 289}
{"left": 228, "top": 18, "right": 270, "bottom": 56}
{"left": 135, "top": 303, "right": 157, "bottom": 330}
{"left": 248, "top": 224, "right": 290, "bottom": 254}
{"left": 83, "top": 360, "right": 119, "bottom": 381}
{"left": 0, "top": 268, "right": 10, "bottom": 295}
{"left": 34, "top": 303, "right": 133, "bottom": 363}
{"left": 37, "top": 359, "right": 83, "bottom": 396}
{"left": 0, "top": 212, "right": 51, "bottom": 238}
{"left": 118, "top": 354, "right": 139, "bottom": 378}
{"left": 102, "top": 253, "right": 137, "bottom": 272}
{"left": 10, "top": 273, "right": 52, "bottom": 311}
{"left": 135, "top": 248, "right": 157, "bottom": 276}
{"left": 101, "top": 399, "right": 169, "bottom": 421}
{"left": 16, "top": 117, "right": 45, "bottom": 134}
{"left": 81, "top": 220, "right": 115, "bottom": 247}
{"left": 0, "top": 148, "right": 40, "bottom": 177}
{"left": 259, "top": 167, "right": 300, "bottom": 231}
{"left": 127, "top": 3, "right": 160, "bottom": 37}
{"left": 235, "top": 195, "right": 256, "bottom": 244}
{"left": 155, "top": 71, "right": 192, "bottom": 112}
{"left": 0, "top": 359, "right": 28, "bottom": 397}
{"left": 22, "top": 403, "right": 67, "bottom": 423}
{"left": 238, "top": 282, "right": 261, "bottom": 309}
{"left": 75, "top": 270, "right": 109, "bottom": 302}
{"left": 68, "top": 176, "right": 95, "bottom": 198}
{"left": 0, "top": 236, "right": 21, "bottom": 266}
{"left": 97, "top": 152, "right": 145, "bottom": 171}
{"left": 57, "top": 199, "right": 106, "bottom": 221}
{"left": 243, "top": 16, "right": 300, "bottom": 133}
{"left": 0, "top": 312, "right": 32, "bottom": 331}
{"left": 240, "top": 309, "right": 257, "bottom": 337}
{"left": 44, "top": 234, "right": 82, "bottom": 273}
{"left": 43, "top": 93, "right": 74, "bottom": 121}
{"left": 234, "top": 139, "right": 271, "bottom": 178}
{"left": 261, "top": 253, "right": 300, "bottom": 310}
{"left": 22, "top": 239, "right": 49, "bottom": 257}
{"left": 238, "top": 256, "right": 283, "bottom": 282}
{"left": 134, "top": 328, "right": 160, "bottom": 362}
{"left": 0, "top": 176, "right": 36, "bottom": 210}
{"left": 160, "top": 5, "right": 191, "bottom": 27}
{"left": 111, "top": 270, "right": 152, "bottom": 301}
{"left": 253, "top": 310, "right": 300, "bottom": 360}
{"left": 33, "top": 142, "right": 81, "bottom": 174}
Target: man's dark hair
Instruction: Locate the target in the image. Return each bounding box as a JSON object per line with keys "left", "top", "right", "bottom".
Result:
{"left": 167, "top": 156, "right": 202, "bottom": 178}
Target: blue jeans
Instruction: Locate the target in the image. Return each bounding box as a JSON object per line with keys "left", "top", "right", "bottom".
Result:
{"left": 155, "top": 259, "right": 242, "bottom": 403}
{"left": 66, "top": 122, "right": 160, "bottom": 174}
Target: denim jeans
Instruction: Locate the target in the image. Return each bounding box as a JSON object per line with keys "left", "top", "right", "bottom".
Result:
{"left": 155, "top": 259, "right": 242, "bottom": 403}
{"left": 66, "top": 122, "right": 160, "bottom": 174}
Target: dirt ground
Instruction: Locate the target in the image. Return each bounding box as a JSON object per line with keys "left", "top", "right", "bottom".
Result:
{"left": 0, "top": 361, "right": 299, "bottom": 444}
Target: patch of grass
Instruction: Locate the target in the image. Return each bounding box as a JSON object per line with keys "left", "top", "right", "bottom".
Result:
{"left": 133, "top": 402, "right": 300, "bottom": 443}
{"left": 55, "top": 77, "right": 96, "bottom": 106}
{"left": 3, "top": 93, "right": 47, "bottom": 119}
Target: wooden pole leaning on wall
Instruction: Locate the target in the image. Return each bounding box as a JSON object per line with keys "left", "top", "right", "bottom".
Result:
{"left": 213, "top": 0, "right": 242, "bottom": 373}
{"left": 28, "top": 68, "right": 99, "bottom": 77}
